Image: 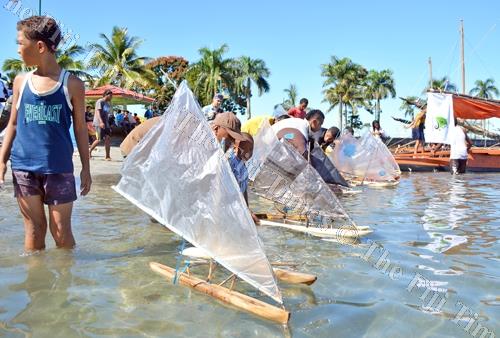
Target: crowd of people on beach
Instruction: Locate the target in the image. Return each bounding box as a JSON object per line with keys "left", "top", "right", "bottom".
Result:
{"left": 0, "top": 16, "right": 475, "bottom": 252}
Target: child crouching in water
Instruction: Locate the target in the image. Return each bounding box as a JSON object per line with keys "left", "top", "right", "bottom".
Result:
{"left": 0, "top": 16, "right": 91, "bottom": 251}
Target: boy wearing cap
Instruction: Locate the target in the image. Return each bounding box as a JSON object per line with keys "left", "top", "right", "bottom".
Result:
{"left": 211, "top": 112, "right": 247, "bottom": 188}
{"left": 202, "top": 93, "right": 224, "bottom": 121}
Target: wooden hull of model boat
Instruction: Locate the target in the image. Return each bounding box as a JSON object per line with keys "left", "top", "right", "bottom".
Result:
{"left": 394, "top": 148, "right": 500, "bottom": 172}
{"left": 150, "top": 262, "right": 290, "bottom": 324}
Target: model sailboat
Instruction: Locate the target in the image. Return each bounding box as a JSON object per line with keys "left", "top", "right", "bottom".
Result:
{"left": 113, "top": 81, "right": 291, "bottom": 323}
{"left": 247, "top": 120, "right": 372, "bottom": 238}
{"left": 329, "top": 131, "right": 401, "bottom": 186}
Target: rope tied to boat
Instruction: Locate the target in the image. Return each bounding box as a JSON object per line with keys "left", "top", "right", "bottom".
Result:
{"left": 173, "top": 238, "right": 190, "bottom": 285}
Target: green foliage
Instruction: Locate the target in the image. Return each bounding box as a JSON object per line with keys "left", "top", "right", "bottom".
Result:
{"left": 2, "top": 44, "right": 92, "bottom": 83}
{"left": 399, "top": 96, "right": 420, "bottom": 119}
{"left": 364, "top": 69, "right": 396, "bottom": 120}
{"left": 232, "top": 56, "right": 270, "bottom": 118}
{"left": 146, "top": 56, "right": 189, "bottom": 110}
{"left": 56, "top": 45, "right": 92, "bottom": 80}
{"left": 321, "top": 56, "right": 369, "bottom": 129}
{"left": 469, "top": 78, "right": 499, "bottom": 99}
{"left": 423, "top": 76, "right": 457, "bottom": 93}
{"left": 283, "top": 84, "right": 297, "bottom": 108}
{"left": 88, "top": 27, "right": 155, "bottom": 88}
{"left": 188, "top": 44, "right": 234, "bottom": 106}
{"left": 187, "top": 45, "right": 270, "bottom": 118}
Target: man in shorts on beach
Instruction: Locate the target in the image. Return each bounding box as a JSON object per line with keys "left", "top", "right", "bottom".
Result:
{"left": 0, "top": 16, "right": 91, "bottom": 251}
{"left": 90, "top": 89, "right": 113, "bottom": 160}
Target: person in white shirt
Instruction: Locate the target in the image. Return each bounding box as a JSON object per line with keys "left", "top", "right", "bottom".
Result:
{"left": 371, "top": 120, "right": 388, "bottom": 140}
{"left": 449, "top": 118, "right": 472, "bottom": 174}
{"left": 202, "top": 93, "right": 224, "bottom": 121}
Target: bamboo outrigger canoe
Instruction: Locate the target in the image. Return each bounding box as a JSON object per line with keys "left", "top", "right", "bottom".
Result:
{"left": 113, "top": 82, "right": 320, "bottom": 324}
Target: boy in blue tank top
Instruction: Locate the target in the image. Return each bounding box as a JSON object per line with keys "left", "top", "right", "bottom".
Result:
{"left": 0, "top": 16, "right": 91, "bottom": 252}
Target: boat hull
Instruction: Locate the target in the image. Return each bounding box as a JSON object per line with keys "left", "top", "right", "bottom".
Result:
{"left": 394, "top": 148, "right": 500, "bottom": 172}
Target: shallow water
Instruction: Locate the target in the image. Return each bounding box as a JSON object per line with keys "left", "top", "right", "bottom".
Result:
{"left": 0, "top": 173, "right": 498, "bottom": 337}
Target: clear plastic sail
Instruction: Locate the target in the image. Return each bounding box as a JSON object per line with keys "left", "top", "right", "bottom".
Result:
{"left": 329, "top": 132, "right": 401, "bottom": 185}
{"left": 113, "top": 81, "right": 282, "bottom": 304}
{"left": 247, "top": 119, "right": 354, "bottom": 226}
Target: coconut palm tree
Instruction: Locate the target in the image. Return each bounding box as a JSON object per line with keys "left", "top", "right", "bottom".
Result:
{"left": 56, "top": 45, "right": 92, "bottom": 79}
{"left": 188, "top": 44, "right": 234, "bottom": 106}
{"left": 88, "top": 26, "right": 154, "bottom": 88}
{"left": 365, "top": 69, "right": 396, "bottom": 121}
{"left": 283, "top": 83, "right": 298, "bottom": 108}
{"left": 423, "top": 76, "right": 457, "bottom": 93}
{"left": 2, "top": 58, "right": 33, "bottom": 84}
{"left": 321, "top": 56, "right": 367, "bottom": 130}
{"left": 232, "top": 56, "right": 270, "bottom": 119}
{"left": 399, "top": 96, "right": 421, "bottom": 119}
{"left": 469, "top": 78, "right": 499, "bottom": 99}
{"left": 2, "top": 44, "right": 91, "bottom": 81}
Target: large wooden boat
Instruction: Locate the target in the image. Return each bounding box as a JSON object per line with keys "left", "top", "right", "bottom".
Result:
{"left": 394, "top": 147, "right": 500, "bottom": 172}
{"left": 395, "top": 91, "right": 500, "bottom": 172}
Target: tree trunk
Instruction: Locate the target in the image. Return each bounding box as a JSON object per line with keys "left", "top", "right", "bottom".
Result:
{"left": 375, "top": 99, "right": 381, "bottom": 121}
{"left": 246, "top": 78, "right": 252, "bottom": 120}
{"left": 344, "top": 104, "right": 348, "bottom": 129}
{"left": 338, "top": 98, "right": 343, "bottom": 131}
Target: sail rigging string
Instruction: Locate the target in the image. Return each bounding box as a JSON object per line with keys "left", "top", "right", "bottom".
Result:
{"left": 464, "top": 38, "right": 495, "bottom": 82}
{"left": 173, "top": 238, "right": 190, "bottom": 285}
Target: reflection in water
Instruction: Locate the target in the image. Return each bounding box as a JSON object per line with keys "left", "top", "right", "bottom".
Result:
{"left": 8, "top": 251, "right": 91, "bottom": 337}
{"left": 421, "top": 177, "right": 469, "bottom": 253}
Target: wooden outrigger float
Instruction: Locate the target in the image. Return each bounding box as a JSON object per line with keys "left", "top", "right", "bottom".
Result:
{"left": 149, "top": 262, "right": 291, "bottom": 324}
{"left": 147, "top": 246, "right": 316, "bottom": 324}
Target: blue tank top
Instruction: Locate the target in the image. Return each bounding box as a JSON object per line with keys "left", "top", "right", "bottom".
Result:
{"left": 11, "top": 70, "right": 74, "bottom": 173}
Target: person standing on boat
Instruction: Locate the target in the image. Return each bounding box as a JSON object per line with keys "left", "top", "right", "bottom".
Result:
{"left": 202, "top": 93, "right": 224, "bottom": 121}
{"left": 449, "top": 118, "right": 472, "bottom": 174}
{"left": 0, "top": 16, "right": 91, "bottom": 251}
{"left": 406, "top": 108, "right": 426, "bottom": 154}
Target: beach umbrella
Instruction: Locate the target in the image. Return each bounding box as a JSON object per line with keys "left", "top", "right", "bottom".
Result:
{"left": 85, "top": 85, "right": 155, "bottom": 106}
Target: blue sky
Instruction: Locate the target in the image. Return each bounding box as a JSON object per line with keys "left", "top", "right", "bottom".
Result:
{"left": 1, "top": 0, "right": 499, "bottom": 136}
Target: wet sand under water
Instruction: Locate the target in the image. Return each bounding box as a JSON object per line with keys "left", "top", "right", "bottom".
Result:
{"left": 0, "top": 152, "right": 498, "bottom": 337}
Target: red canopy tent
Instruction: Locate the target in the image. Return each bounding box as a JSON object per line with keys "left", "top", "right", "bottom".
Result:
{"left": 85, "top": 85, "right": 155, "bottom": 105}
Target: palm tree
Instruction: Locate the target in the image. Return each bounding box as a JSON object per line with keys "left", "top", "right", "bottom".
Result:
{"left": 423, "top": 76, "right": 457, "bottom": 93}
{"left": 57, "top": 45, "right": 92, "bottom": 80}
{"left": 321, "top": 56, "right": 367, "bottom": 130}
{"left": 2, "top": 44, "right": 91, "bottom": 81}
{"left": 469, "top": 78, "right": 499, "bottom": 99}
{"left": 88, "top": 26, "right": 154, "bottom": 88}
{"left": 233, "top": 56, "right": 270, "bottom": 119}
{"left": 399, "top": 96, "right": 421, "bottom": 119}
{"left": 188, "top": 44, "right": 234, "bottom": 105}
{"left": 365, "top": 69, "right": 396, "bottom": 121}
{"left": 2, "top": 58, "right": 32, "bottom": 80}
{"left": 283, "top": 83, "right": 298, "bottom": 108}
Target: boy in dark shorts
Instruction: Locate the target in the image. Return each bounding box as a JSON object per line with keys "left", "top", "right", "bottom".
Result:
{"left": 0, "top": 16, "right": 91, "bottom": 251}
